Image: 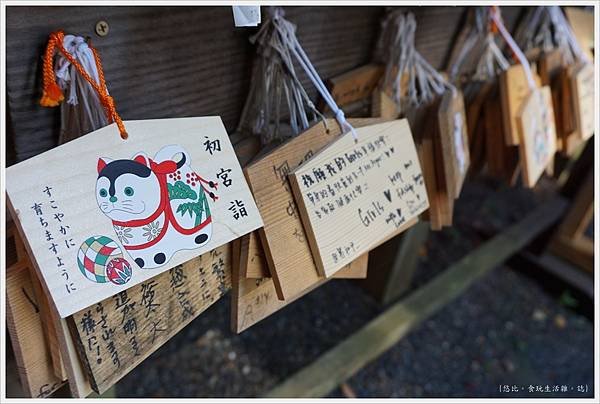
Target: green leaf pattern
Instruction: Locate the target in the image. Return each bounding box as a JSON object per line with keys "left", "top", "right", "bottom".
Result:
{"left": 170, "top": 178, "right": 211, "bottom": 226}
{"left": 168, "top": 181, "right": 197, "bottom": 200}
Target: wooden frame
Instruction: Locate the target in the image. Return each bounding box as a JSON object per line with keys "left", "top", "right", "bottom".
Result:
{"left": 550, "top": 171, "right": 594, "bottom": 272}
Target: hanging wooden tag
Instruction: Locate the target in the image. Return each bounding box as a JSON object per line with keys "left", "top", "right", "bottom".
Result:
{"left": 244, "top": 118, "right": 379, "bottom": 299}
{"left": 239, "top": 231, "right": 270, "bottom": 279}
{"left": 6, "top": 117, "right": 262, "bottom": 317}
{"left": 7, "top": 225, "right": 92, "bottom": 397}
{"left": 230, "top": 231, "right": 369, "bottom": 333}
{"left": 371, "top": 71, "right": 410, "bottom": 119}
{"left": 232, "top": 232, "right": 297, "bottom": 333}
{"left": 6, "top": 262, "right": 66, "bottom": 398}
{"left": 570, "top": 63, "right": 595, "bottom": 141}
{"left": 564, "top": 7, "right": 594, "bottom": 61}
{"left": 289, "top": 119, "right": 429, "bottom": 277}
{"left": 516, "top": 86, "right": 557, "bottom": 187}
{"left": 437, "top": 90, "right": 470, "bottom": 199}
{"left": 418, "top": 100, "right": 444, "bottom": 230}
{"left": 240, "top": 225, "right": 368, "bottom": 280}
{"left": 69, "top": 244, "right": 231, "bottom": 394}
{"left": 464, "top": 82, "right": 494, "bottom": 176}
{"left": 557, "top": 66, "right": 585, "bottom": 155}
{"left": 500, "top": 64, "right": 542, "bottom": 146}
{"left": 323, "top": 64, "right": 384, "bottom": 110}
{"left": 432, "top": 108, "right": 455, "bottom": 227}
{"left": 417, "top": 136, "right": 441, "bottom": 230}
{"left": 538, "top": 50, "right": 564, "bottom": 87}
{"left": 372, "top": 89, "right": 399, "bottom": 119}
{"left": 484, "top": 83, "right": 520, "bottom": 184}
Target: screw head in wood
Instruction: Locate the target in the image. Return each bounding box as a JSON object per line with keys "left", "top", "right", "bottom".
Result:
{"left": 95, "top": 20, "right": 110, "bottom": 37}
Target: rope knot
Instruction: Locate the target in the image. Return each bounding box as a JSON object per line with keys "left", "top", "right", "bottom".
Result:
{"left": 40, "top": 30, "right": 128, "bottom": 140}
{"left": 334, "top": 109, "right": 358, "bottom": 143}
{"left": 269, "top": 6, "right": 285, "bottom": 20}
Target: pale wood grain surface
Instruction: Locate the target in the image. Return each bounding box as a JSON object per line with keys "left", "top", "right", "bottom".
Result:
{"left": 437, "top": 90, "right": 470, "bottom": 200}
{"left": 289, "top": 119, "right": 429, "bottom": 276}
{"left": 69, "top": 245, "right": 231, "bottom": 393}
{"left": 244, "top": 118, "right": 380, "bottom": 299}
{"left": 570, "top": 63, "right": 595, "bottom": 141}
{"left": 500, "top": 64, "right": 542, "bottom": 146}
{"left": 516, "top": 86, "right": 557, "bottom": 187}
{"left": 6, "top": 262, "right": 67, "bottom": 398}
{"left": 231, "top": 231, "right": 368, "bottom": 333}
{"left": 6, "top": 117, "right": 262, "bottom": 317}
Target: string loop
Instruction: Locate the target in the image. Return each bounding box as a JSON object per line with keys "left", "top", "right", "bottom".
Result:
{"left": 490, "top": 7, "right": 537, "bottom": 91}
{"left": 269, "top": 7, "right": 358, "bottom": 141}
{"left": 238, "top": 8, "right": 326, "bottom": 144}
{"left": 40, "top": 30, "right": 128, "bottom": 139}
{"left": 377, "top": 11, "right": 454, "bottom": 113}
{"left": 449, "top": 7, "right": 510, "bottom": 83}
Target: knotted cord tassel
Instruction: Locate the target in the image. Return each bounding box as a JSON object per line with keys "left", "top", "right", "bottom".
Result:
{"left": 39, "top": 30, "right": 128, "bottom": 139}
{"left": 40, "top": 82, "right": 64, "bottom": 107}
{"left": 40, "top": 32, "right": 65, "bottom": 106}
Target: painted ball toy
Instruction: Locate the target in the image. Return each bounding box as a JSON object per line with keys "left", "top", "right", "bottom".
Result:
{"left": 106, "top": 257, "right": 133, "bottom": 285}
{"left": 77, "top": 236, "right": 123, "bottom": 283}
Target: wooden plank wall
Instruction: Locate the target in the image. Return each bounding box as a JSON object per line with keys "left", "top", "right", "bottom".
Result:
{"left": 5, "top": 6, "right": 524, "bottom": 164}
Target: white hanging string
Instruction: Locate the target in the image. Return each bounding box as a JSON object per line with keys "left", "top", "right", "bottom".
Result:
{"left": 549, "top": 6, "right": 590, "bottom": 64}
{"left": 270, "top": 7, "right": 358, "bottom": 141}
{"left": 53, "top": 34, "right": 108, "bottom": 144}
{"left": 492, "top": 7, "right": 552, "bottom": 139}
{"left": 450, "top": 7, "right": 486, "bottom": 81}
{"left": 237, "top": 7, "right": 325, "bottom": 145}
{"left": 490, "top": 7, "right": 537, "bottom": 91}
{"left": 449, "top": 7, "right": 510, "bottom": 84}
{"left": 515, "top": 6, "right": 590, "bottom": 67}
{"left": 378, "top": 11, "right": 454, "bottom": 112}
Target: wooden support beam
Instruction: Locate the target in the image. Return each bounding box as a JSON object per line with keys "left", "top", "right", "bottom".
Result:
{"left": 360, "top": 220, "right": 429, "bottom": 304}
{"left": 381, "top": 221, "right": 430, "bottom": 305}
{"left": 265, "top": 196, "right": 567, "bottom": 398}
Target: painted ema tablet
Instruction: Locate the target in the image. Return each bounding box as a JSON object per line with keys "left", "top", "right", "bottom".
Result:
{"left": 289, "top": 119, "right": 429, "bottom": 277}
{"left": 6, "top": 117, "right": 263, "bottom": 317}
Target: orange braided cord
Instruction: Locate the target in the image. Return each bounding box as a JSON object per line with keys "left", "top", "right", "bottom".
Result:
{"left": 40, "top": 31, "right": 64, "bottom": 107}
{"left": 40, "top": 30, "right": 128, "bottom": 139}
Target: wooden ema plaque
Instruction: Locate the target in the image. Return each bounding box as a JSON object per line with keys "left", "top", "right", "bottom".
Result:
{"left": 239, "top": 230, "right": 270, "bottom": 279}
{"left": 230, "top": 231, "right": 369, "bottom": 333}
{"left": 464, "top": 82, "right": 495, "bottom": 176}
{"left": 538, "top": 50, "right": 567, "bottom": 149}
{"left": 500, "top": 64, "right": 542, "bottom": 146}
{"left": 371, "top": 70, "right": 411, "bottom": 120}
{"left": 564, "top": 7, "right": 595, "bottom": 61}
{"left": 437, "top": 90, "right": 470, "bottom": 200}
{"left": 570, "top": 63, "right": 595, "bottom": 141}
{"left": 5, "top": 117, "right": 262, "bottom": 317}
{"left": 7, "top": 223, "right": 93, "bottom": 397}
{"left": 69, "top": 245, "right": 231, "bottom": 393}
{"left": 516, "top": 86, "right": 557, "bottom": 188}
{"left": 244, "top": 118, "right": 380, "bottom": 300}
{"left": 241, "top": 227, "right": 366, "bottom": 280}
{"left": 289, "top": 119, "right": 429, "bottom": 277}
{"left": 418, "top": 132, "right": 442, "bottom": 230}
{"left": 6, "top": 262, "right": 67, "bottom": 398}
{"left": 325, "top": 64, "right": 384, "bottom": 109}
{"left": 483, "top": 83, "right": 520, "bottom": 185}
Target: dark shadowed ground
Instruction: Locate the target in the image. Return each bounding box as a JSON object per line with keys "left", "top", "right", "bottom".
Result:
{"left": 112, "top": 175, "right": 594, "bottom": 398}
